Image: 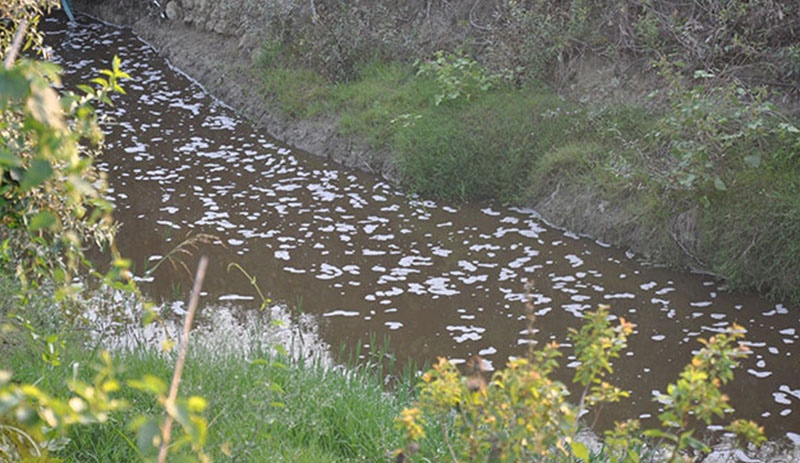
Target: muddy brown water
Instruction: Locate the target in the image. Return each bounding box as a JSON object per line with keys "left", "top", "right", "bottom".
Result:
{"left": 44, "top": 16, "right": 798, "bottom": 439}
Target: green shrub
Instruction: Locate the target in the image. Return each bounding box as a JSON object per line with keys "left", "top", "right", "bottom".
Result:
{"left": 651, "top": 66, "right": 800, "bottom": 192}
{"left": 396, "top": 305, "right": 764, "bottom": 463}
{"left": 415, "top": 50, "right": 513, "bottom": 106}
{"left": 2, "top": 5, "right": 211, "bottom": 461}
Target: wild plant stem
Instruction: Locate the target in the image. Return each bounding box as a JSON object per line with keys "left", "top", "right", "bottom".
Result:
{"left": 577, "top": 383, "right": 590, "bottom": 422}
{"left": 157, "top": 256, "right": 208, "bottom": 463}
{"left": 441, "top": 416, "right": 460, "bottom": 463}
{"left": 4, "top": 18, "right": 27, "bottom": 69}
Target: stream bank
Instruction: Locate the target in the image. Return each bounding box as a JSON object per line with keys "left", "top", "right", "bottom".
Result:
{"left": 68, "top": 0, "right": 800, "bottom": 304}
{"left": 72, "top": 0, "right": 398, "bottom": 179}
{"left": 70, "top": 0, "right": 686, "bottom": 270}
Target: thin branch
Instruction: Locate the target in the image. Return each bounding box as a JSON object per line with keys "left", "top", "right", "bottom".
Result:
{"left": 157, "top": 256, "right": 208, "bottom": 463}
{"left": 310, "top": 0, "right": 319, "bottom": 24}
{"left": 4, "top": 19, "right": 28, "bottom": 70}
{"left": 469, "top": 0, "right": 491, "bottom": 31}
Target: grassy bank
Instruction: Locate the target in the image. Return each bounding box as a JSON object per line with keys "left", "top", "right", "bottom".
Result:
{"left": 2, "top": 3, "right": 792, "bottom": 460}
{"left": 250, "top": 1, "right": 800, "bottom": 304}
{"left": 2, "top": 293, "right": 430, "bottom": 462}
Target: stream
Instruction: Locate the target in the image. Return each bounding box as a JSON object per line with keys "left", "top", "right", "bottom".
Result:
{"left": 44, "top": 15, "right": 799, "bottom": 440}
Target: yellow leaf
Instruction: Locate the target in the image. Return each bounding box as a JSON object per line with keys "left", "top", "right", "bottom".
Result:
{"left": 162, "top": 339, "right": 176, "bottom": 352}
{"left": 572, "top": 441, "right": 590, "bottom": 461}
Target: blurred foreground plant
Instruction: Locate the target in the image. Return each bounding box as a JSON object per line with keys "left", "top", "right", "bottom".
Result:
{"left": 1, "top": 2, "right": 130, "bottom": 298}
{"left": 1, "top": 259, "right": 212, "bottom": 463}
{"left": 2, "top": 3, "right": 211, "bottom": 461}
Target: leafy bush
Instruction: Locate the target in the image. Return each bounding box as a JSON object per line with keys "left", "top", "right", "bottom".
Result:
{"left": 1, "top": 3, "right": 211, "bottom": 462}
{"left": 415, "top": 50, "right": 513, "bottom": 106}
{"left": 396, "top": 305, "right": 764, "bottom": 463}
{"left": 1, "top": 3, "right": 128, "bottom": 294}
{"left": 650, "top": 64, "right": 800, "bottom": 191}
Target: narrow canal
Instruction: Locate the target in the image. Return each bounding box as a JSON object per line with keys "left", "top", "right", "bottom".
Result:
{"left": 44, "top": 15, "right": 798, "bottom": 439}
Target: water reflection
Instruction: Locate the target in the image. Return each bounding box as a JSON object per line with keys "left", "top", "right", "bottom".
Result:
{"left": 44, "top": 16, "right": 798, "bottom": 438}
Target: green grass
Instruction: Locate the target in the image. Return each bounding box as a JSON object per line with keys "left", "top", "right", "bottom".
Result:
{"left": 701, "top": 163, "right": 800, "bottom": 301}
{"left": 334, "top": 61, "right": 434, "bottom": 148}
{"left": 392, "top": 87, "right": 584, "bottom": 202}
{"left": 7, "top": 345, "right": 420, "bottom": 462}
{"left": 4, "top": 277, "right": 788, "bottom": 462}
{"left": 2, "top": 290, "right": 431, "bottom": 463}
{"left": 257, "top": 64, "right": 335, "bottom": 119}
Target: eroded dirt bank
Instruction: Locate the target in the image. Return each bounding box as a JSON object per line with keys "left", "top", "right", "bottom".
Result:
{"left": 70, "top": 0, "right": 702, "bottom": 274}
{"left": 73, "top": 0, "right": 398, "bottom": 178}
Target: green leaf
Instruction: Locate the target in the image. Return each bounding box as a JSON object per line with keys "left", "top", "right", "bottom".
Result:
{"left": 272, "top": 361, "right": 289, "bottom": 371}
{"left": 643, "top": 429, "right": 672, "bottom": 440}
{"left": 693, "top": 70, "right": 716, "bottom": 79}
{"left": 131, "top": 417, "right": 160, "bottom": 452}
{"left": 680, "top": 431, "right": 710, "bottom": 451}
{"left": 743, "top": 153, "right": 761, "bottom": 168}
{"left": 20, "top": 158, "right": 54, "bottom": 191}
{"left": 268, "top": 383, "right": 285, "bottom": 394}
{"left": 76, "top": 84, "right": 94, "bottom": 95}
{"left": 273, "top": 344, "right": 287, "bottom": 357}
{"left": 713, "top": 177, "right": 727, "bottom": 191}
{"left": 112, "top": 55, "right": 123, "bottom": 73}
{"left": 29, "top": 211, "right": 56, "bottom": 231}
{"left": 91, "top": 77, "right": 108, "bottom": 88}
{"left": 26, "top": 85, "right": 64, "bottom": 129}
{"left": 0, "top": 150, "right": 22, "bottom": 168}
{"left": 778, "top": 122, "right": 800, "bottom": 133}
{"left": 0, "top": 69, "right": 30, "bottom": 102}
{"left": 571, "top": 441, "right": 590, "bottom": 461}
{"left": 128, "top": 374, "right": 168, "bottom": 395}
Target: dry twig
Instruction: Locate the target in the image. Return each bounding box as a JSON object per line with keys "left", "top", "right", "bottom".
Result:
{"left": 157, "top": 256, "right": 208, "bottom": 463}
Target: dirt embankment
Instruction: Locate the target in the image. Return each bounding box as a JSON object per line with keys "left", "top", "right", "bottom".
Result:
{"left": 71, "top": 0, "right": 694, "bottom": 271}
{"left": 73, "top": 0, "right": 398, "bottom": 180}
